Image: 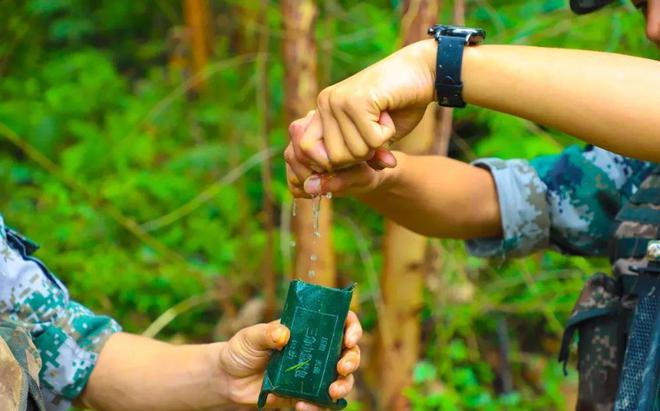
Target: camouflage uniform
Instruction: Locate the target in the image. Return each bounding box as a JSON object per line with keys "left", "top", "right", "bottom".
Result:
{"left": 467, "top": 144, "right": 659, "bottom": 410}
{"left": 467, "top": 144, "right": 655, "bottom": 258}
{"left": 0, "top": 214, "right": 121, "bottom": 411}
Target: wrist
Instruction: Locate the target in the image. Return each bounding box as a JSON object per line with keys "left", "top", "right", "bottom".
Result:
{"left": 210, "top": 342, "right": 231, "bottom": 406}
{"left": 384, "top": 151, "right": 407, "bottom": 190}
{"left": 406, "top": 39, "right": 438, "bottom": 103}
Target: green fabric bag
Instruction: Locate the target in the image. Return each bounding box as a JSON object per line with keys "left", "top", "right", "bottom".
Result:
{"left": 258, "top": 280, "right": 354, "bottom": 410}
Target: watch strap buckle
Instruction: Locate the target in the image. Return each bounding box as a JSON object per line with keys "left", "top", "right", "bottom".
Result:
{"left": 434, "top": 80, "right": 465, "bottom": 108}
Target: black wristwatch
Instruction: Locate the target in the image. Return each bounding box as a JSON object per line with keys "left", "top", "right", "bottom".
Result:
{"left": 427, "top": 25, "right": 485, "bottom": 108}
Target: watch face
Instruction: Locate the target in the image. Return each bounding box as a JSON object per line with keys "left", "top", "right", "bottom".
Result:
{"left": 429, "top": 25, "right": 486, "bottom": 44}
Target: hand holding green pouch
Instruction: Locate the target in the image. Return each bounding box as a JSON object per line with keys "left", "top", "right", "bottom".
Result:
{"left": 258, "top": 280, "right": 355, "bottom": 410}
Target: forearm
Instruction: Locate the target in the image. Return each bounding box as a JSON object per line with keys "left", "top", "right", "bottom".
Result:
{"left": 416, "top": 40, "right": 660, "bottom": 161}
{"left": 467, "top": 44, "right": 660, "bottom": 160}
{"left": 357, "top": 152, "right": 502, "bottom": 239}
{"left": 78, "top": 332, "right": 228, "bottom": 411}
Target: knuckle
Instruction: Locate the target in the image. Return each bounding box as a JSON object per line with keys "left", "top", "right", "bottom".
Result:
{"left": 317, "top": 89, "right": 332, "bottom": 111}
{"left": 344, "top": 94, "right": 362, "bottom": 114}
{"left": 288, "top": 120, "right": 303, "bottom": 138}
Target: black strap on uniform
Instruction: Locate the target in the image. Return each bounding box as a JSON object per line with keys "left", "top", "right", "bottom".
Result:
{"left": 613, "top": 238, "right": 659, "bottom": 260}
{"left": 614, "top": 257, "right": 660, "bottom": 410}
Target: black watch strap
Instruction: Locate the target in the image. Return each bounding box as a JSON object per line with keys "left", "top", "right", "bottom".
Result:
{"left": 434, "top": 35, "right": 466, "bottom": 108}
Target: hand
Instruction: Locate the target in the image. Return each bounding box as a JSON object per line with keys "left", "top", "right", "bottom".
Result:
{"left": 293, "top": 39, "right": 437, "bottom": 171}
{"left": 218, "top": 311, "right": 363, "bottom": 410}
{"left": 286, "top": 111, "right": 398, "bottom": 198}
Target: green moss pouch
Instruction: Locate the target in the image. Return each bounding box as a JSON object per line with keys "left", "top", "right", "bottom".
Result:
{"left": 257, "top": 280, "right": 354, "bottom": 410}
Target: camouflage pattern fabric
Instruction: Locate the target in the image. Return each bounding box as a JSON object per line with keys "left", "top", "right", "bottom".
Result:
{"left": 467, "top": 145, "right": 655, "bottom": 258}
{"left": 559, "top": 273, "right": 626, "bottom": 411}
{"left": 0, "top": 214, "right": 121, "bottom": 411}
{"left": 467, "top": 145, "right": 659, "bottom": 411}
{"left": 0, "top": 320, "right": 46, "bottom": 411}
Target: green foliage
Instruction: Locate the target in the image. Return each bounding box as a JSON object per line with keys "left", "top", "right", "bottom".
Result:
{"left": 0, "top": 0, "right": 657, "bottom": 409}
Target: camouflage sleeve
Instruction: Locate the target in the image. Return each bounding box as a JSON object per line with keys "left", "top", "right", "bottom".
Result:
{"left": 467, "top": 145, "right": 655, "bottom": 258}
{"left": 0, "top": 215, "right": 121, "bottom": 411}
{"left": 465, "top": 158, "right": 550, "bottom": 258}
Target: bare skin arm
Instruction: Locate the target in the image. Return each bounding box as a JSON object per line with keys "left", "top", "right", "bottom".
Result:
{"left": 462, "top": 44, "right": 660, "bottom": 161}
{"left": 355, "top": 152, "right": 502, "bottom": 239}
{"left": 285, "top": 41, "right": 659, "bottom": 238}
{"left": 287, "top": 40, "right": 660, "bottom": 176}
{"left": 77, "top": 315, "right": 362, "bottom": 411}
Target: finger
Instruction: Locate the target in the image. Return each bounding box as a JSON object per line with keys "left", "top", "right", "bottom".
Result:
{"left": 288, "top": 179, "right": 311, "bottom": 199}
{"left": 289, "top": 112, "right": 318, "bottom": 167}
{"left": 366, "top": 147, "right": 397, "bottom": 170}
{"left": 286, "top": 163, "right": 302, "bottom": 187}
{"left": 298, "top": 111, "right": 331, "bottom": 171}
{"left": 285, "top": 157, "right": 312, "bottom": 187}
{"left": 238, "top": 322, "right": 290, "bottom": 355}
{"left": 337, "top": 345, "right": 360, "bottom": 376}
{"left": 329, "top": 374, "right": 355, "bottom": 400}
{"left": 303, "top": 174, "right": 323, "bottom": 196}
{"left": 366, "top": 158, "right": 386, "bottom": 171}
{"left": 372, "top": 147, "right": 397, "bottom": 168}
{"left": 295, "top": 402, "right": 320, "bottom": 411}
{"left": 266, "top": 394, "right": 298, "bottom": 408}
{"left": 318, "top": 89, "right": 354, "bottom": 167}
{"left": 332, "top": 102, "right": 373, "bottom": 161}
{"left": 344, "top": 311, "right": 363, "bottom": 348}
{"left": 345, "top": 97, "right": 396, "bottom": 148}
{"left": 303, "top": 165, "right": 377, "bottom": 197}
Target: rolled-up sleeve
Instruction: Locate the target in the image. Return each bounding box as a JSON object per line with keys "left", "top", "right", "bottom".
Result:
{"left": 0, "top": 216, "right": 121, "bottom": 410}
{"left": 466, "top": 145, "right": 655, "bottom": 259}
{"left": 466, "top": 158, "right": 550, "bottom": 258}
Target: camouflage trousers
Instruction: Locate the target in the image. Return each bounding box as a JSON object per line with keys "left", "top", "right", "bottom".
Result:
{"left": 0, "top": 320, "right": 46, "bottom": 411}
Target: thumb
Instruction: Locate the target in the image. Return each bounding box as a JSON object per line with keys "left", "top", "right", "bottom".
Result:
{"left": 235, "top": 322, "right": 290, "bottom": 357}
{"left": 367, "top": 147, "right": 397, "bottom": 170}
{"left": 303, "top": 165, "right": 379, "bottom": 196}
{"left": 221, "top": 322, "right": 290, "bottom": 378}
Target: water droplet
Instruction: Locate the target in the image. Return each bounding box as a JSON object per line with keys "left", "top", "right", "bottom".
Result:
{"left": 312, "top": 195, "right": 321, "bottom": 236}
{"left": 289, "top": 240, "right": 296, "bottom": 248}
{"left": 325, "top": 192, "right": 333, "bottom": 199}
{"left": 310, "top": 254, "right": 318, "bottom": 262}
{"left": 307, "top": 270, "right": 316, "bottom": 278}
{"left": 292, "top": 200, "right": 297, "bottom": 217}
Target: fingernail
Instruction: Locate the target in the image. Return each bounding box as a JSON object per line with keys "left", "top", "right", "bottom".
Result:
{"left": 304, "top": 175, "right": 322, "bottom": 195}
{"left": 381, "top": 155, "right": 396, "bottom": 168}
{"left": 272, "top": 327, "right": 287, "bottom": 345}
{"left": 375, "top": 159, "right": 389, "bottom": 169}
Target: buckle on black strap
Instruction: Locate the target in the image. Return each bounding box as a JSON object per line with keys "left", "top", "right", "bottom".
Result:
{"left": 434, "top": 81, "right": 465, "bottom": 108}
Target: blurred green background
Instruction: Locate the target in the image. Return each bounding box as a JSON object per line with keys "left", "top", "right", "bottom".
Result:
{"left": 1, "top": 0, "right": 658, "bottom": 409}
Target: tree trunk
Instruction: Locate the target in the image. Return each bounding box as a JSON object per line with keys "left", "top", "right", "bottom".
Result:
{"left": 183, "top": 0, "right": 212, "bottom": 91}
{"left": 377, "top": 1, "right": 442, "bottom": 409}
{"left": 282, "top": 0, "right": 336, "bottom": 287}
